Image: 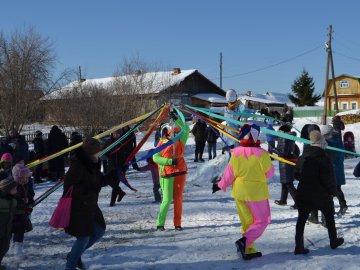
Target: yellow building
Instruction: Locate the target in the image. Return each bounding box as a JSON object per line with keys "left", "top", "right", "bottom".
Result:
{"left": 325, "top": 74, "right": 360, "bottom": 111}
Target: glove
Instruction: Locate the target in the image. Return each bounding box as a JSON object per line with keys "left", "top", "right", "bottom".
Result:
{"left": 171, "top": 158, "right": 177, "bottom": 166}
{"left": 212, "top": 183, "right": 221, "bottom": 194}
{"left": 169, "top": 111, "right": 178, "bottom": 121}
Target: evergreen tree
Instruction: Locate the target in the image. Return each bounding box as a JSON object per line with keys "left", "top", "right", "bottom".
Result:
{"left": 288, "top": 69, "right": 321, "bottom": 106}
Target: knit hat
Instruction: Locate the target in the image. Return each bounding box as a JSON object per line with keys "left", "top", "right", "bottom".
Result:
{"left": 12, "top": 163, "right": 31, "bottom": 185}
{"left": 82, "top": 137, "right": 101, "bottom": 155}
{"left": 0, "top": 177, "right": 17, "bottom": 194}
{"left": 238, "top": 123, "right": 260, "bottom": 142}
{"left": 1, "top": 153, "right": 13, "bottom": 163}
{"left": 309, "top": 130, "right": 328, "bottom": 149}
{"left": 278, "top": 124, "right": 291, "bottom": 133}
{"left": 226, "top": 89, "right": 238, "bottom": 103}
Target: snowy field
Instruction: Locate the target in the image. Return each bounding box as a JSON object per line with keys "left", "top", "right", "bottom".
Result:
{"left": 3, "top": 117, "right": 360, "bottom": 270}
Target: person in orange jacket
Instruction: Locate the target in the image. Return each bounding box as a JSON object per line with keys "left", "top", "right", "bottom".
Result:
{"left": 153, "top": 111, "right": 190, "bottom": 231}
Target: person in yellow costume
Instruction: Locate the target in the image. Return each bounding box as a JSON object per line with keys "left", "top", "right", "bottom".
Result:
{"left": 213, "top": 123, "right": 274, "bottom": 260}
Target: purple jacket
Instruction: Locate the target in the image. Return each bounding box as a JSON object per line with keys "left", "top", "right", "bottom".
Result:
{"left": 137, "top": 161, "right": 159, "bottom": 185}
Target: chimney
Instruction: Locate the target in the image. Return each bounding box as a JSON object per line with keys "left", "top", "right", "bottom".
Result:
{"left": 172, "top": 67, "right": 181, "bottom": 75}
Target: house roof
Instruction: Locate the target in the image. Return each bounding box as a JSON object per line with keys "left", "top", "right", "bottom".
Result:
{"left": 329, "top": 74, "right": 360, "bottom": 80}
{"left": 237, "top": 91, "right": 294, "bottom": 106}
{"left": 192, "top": 93, "right": 227, "bottom": 104}
{"left": 43, "top": 69, "right": 199, "bottom": 100}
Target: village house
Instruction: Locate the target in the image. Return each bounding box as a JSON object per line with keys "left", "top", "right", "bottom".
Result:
{"left": 324, "top": 74, "right": 360, "bottom": 111}
{"left": 42, "top": 68, "right": 225, "bottom": 122}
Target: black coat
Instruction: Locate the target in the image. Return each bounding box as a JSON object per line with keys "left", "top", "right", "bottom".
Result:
{"left": 33, "top": 137, "right": 45, "bottom": 159}
{"left": 47, "top": 126, "right": 69, "bottom": 172}
{"left": 192, "top": 122, "right": 207, "bottom": 142}
{"left": 63, "top": 148, "right": 115, "bottom": 237}
{"left": 272, "top": 136, "right": 295, "bottom": 184}
{"left": 294, "top": 146, "right": 337, "bottom": 209}
{"left": 206, "top": 127, "right": 219, "bottom": 143}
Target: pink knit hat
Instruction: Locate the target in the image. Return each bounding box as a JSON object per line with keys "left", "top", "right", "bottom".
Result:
{"left": 1, "top": 153, "right": 13, "bottom": 163}
{"left": 12, "top": 163, "right": 31, "bottom": 184}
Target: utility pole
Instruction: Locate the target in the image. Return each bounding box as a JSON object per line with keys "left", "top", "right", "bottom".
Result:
{"left": 322, "top": 25, "right": 339, "bottom": 125}
{"left": 220, "top": 52, "right": 223, "bottom": 89}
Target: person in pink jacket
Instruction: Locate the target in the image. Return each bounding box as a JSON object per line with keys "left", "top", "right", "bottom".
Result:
{"left": 213, "top": 123, "right": 274, "bottom": 260}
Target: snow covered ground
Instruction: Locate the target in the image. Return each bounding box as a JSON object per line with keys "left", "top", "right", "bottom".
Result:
{"left": 3, "top": 117, "right": 360, "bottom": 270}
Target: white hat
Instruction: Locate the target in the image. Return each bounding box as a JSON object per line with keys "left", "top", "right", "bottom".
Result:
{"left": 226, "top": 89, "right": 237, "bottom": 103}
{"left": 320, "top": 124, "right": 334, "bottom": 136}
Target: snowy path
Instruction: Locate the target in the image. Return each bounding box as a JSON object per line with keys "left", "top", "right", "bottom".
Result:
{"left": 4, "top": 129, "right": 360, "bottom": 270}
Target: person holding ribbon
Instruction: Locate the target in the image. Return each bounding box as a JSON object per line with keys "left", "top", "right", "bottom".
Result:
{"left": 153, "top": 111, "right": 190, "bottom": 231}
{"left": 213, "top": 123, "right": 274, "bottom": 260}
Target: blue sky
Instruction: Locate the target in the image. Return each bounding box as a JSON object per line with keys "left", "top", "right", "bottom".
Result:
{"left": 2, "top": 0, "right": 360, "bottom": 95}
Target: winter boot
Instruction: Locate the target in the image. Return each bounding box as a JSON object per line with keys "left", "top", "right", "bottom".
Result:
{"left": 274, "top": 200, "right": 287, "bottom": 206}
{"left": 156, "top": 226, "right": 165, "bottom": 231}
{"left": 338, "top": 205, "right": 348, "bottom": 216}
{"left": 77, "top": 256, "right": 86, "bottom": 270}
{"left": 330, "top": 237, "right": 344, "bottom": 249}
{"left": 117, "top": 189, "right": 126, "bottom": 202}
{"left": 175, "top": 226, "right": 183, "bottom": 231}
{"left": 235, "top": 237, "right": 247, "bottom": 259}
{"left": 294, "top": 235, "right": 309, "bottom": 255}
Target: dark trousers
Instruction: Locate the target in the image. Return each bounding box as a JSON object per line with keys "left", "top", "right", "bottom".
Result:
{"left": 153, "top": 183, "right": 161, "bottom": 202}
{"left": 268, "top": 141, "right": 275, "bottom": 154}
{"left": 0, "top": 234, "right": 11, "bottom": 265}
{"left": 13, "top": 232, "right": 24, "bottom": 243}
{"left": 280, "top": 183, "right": 297, "bottom": 203}
{"left": 195, "top": 140, "right": 206, "bottom": 160}
{"left": 296, "top": 204, "right": 337, "bottom": 243}
{"left": 207, "top": 142, "right": 217, "bottom": 160}
{"left": 337, "top": 185, "right": 347, "bottom": 207}
{"left": 33, "top": 163, "right": 43, "bottom": 182}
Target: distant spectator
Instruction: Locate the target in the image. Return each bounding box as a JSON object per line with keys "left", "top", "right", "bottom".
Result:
{"left": 32, "top": 131, "right": 46, "bottom": 183}
{"left": 191, "top": 118, "right": 207, "bottom": 162}
{"left": 8, "top": 130, "right": 29, "bottom": 163}
{"left": 69, "top": 132, "right": 83, "bottom": 158}
{"left": 97, "top": 130, "right": 109, "bottom": 175}
{"left": 265, "top": 120, "right": 276, "bottom": 155}
{"left": 47, "top": 126, "right": 69, "bottom": 182}
{"left": 0, "top": 153, "right": 13, "bottom": 177}
{"left": 206, "top": 125, "right": 219, "bottom": 160}
{"left": 0, "top": 137, "right": 13, "bottom": 158}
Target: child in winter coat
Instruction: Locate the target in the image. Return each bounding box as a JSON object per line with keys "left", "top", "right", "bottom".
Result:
{"left": 11, "top": 163, "right": 33, "bottom": 256}
{"left": 0, "top": 177, "right": 17, "bottom": 270}
{"left": 213, "top": 123, "right": 274, "bottom": 260}
{"left": 271, "top": 124, "right": 298, "bottom": 208}
{"left": 135, "top": 149, "right": 161, "bottom": 203}
{"left": 0, "top": 153, "right": 13, "bottom": 177}
{"left": 206, "top": 126, "right": 219, "bottom": 160}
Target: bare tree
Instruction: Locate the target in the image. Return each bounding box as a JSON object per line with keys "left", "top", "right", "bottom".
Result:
{"left": 0, "top": 27, "right": 56, "bottom": 134}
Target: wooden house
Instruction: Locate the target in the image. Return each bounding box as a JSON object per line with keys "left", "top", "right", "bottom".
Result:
{"left": 324, "top": 74, "right": 360, "bottom": 111}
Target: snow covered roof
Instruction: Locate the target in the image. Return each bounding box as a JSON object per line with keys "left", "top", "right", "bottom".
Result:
{"left": 237, "top": 91, "right": 294, "bottom": 106}
{"left": 43, "top": 69, "right": 198, "bottom": 100}
{"left": 192, "top": 93, "right": 227, "bottom": 104}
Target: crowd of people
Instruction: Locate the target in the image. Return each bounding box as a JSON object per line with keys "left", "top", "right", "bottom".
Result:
{"left": 0, "top": 93, "right": 354, "bottom": 268}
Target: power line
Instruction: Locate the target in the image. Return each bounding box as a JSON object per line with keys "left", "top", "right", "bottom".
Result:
{"left": 333, "top": 50, "right": 360, "bottom": 63}
{"left": 210, "top": 45, "right": 322, "bottom": 81}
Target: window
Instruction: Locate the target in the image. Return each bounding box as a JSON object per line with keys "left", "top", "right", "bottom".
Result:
{"left": 333, "top": 102, "right": 337, "bottom": 110}
{"left": 339, "top": 80, "right": 350, "bottom": 89}
{"left": 341, "top": 102, "right": 348, "bottom": 110}
{"left": 351, "top": 102, "right": 357, "bottom": 110}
